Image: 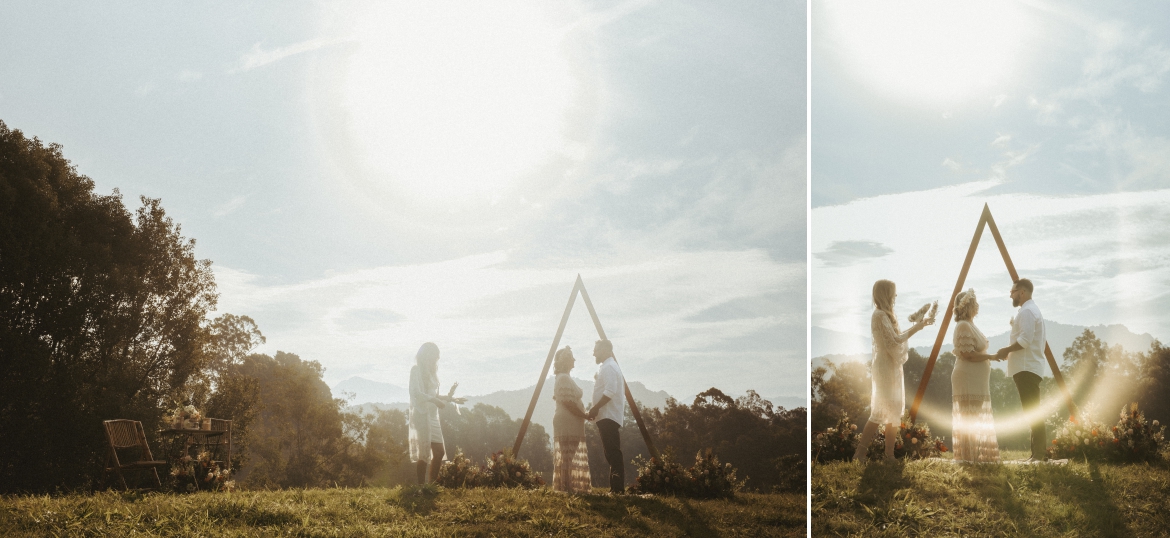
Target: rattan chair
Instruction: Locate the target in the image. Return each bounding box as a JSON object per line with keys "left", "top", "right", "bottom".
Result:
{"left": 103, "top": 419, "right": 167, "bottom": 491}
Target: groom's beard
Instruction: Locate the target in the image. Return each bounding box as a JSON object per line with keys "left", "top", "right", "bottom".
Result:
{"left": 1012, "top": 297, "right": 1020, "bottom": 307}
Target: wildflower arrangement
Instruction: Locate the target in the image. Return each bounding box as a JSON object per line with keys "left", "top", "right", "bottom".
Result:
{"left": 1050, "top": 404, "right": 1167, "bottom": 462}
{"left": 434, "top": 450, "right": 483, "bottom": 488}
{"left": 813, "top": 414, "right": 861, "bottom": 462}
{"left": 630, "top": 450, "right": 690, "bottom": 495}
{"left": 168, "top": 451, "right": 234, "bottom": 492}
{"left": 435, "top": 449, "right": 544, "bottom": 489}
{"left": 631, "top": 448, "right": 744, "bottom": 498}
{"left": 1112, "top": 403, "right": 1165, "bottom": 462}
{"left": 864, "top": 416, "right": 945, "bottom": 461}
{"left": 1046, "top": 414, "right": 1114, "bottom": 461}
{"left": 163, "top": 402, "right": 203, "bottom": 430}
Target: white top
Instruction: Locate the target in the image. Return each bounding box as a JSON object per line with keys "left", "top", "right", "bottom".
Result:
{"left": 591, "top": 357, "right": 625, "bottom": 426}
{"left": 1007, "top": 299, "right": 1047, "bottom": 377}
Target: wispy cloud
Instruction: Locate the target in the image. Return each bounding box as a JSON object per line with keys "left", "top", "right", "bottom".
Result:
{"left": 229, "top": 37, "right": 347, "bottom": 73}
{"left": 213, "top": 195, "right": 246, "bottom": 218}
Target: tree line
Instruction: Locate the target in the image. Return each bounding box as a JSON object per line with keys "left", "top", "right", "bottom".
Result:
{"left": 0, "top": 120, "right": 803, "bottom": 493}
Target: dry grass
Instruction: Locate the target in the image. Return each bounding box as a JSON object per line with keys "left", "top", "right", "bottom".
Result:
{"left": 0, "top": 485, "right": 804, "bottom": 537}
{"left": 813, "top": 450, "right": 1170, "bottom": 537}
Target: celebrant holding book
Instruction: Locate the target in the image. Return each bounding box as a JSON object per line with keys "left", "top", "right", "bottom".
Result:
{"left": 408, "top": 342, "right": 466, "bottom": 484}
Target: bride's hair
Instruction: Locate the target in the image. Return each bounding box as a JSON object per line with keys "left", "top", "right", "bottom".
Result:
{"left": 872, "top": 279, "right": 898, "bottom": 330}
{"left": 553, "top": 346, "right": 574, "bottom": 375}
{"left": 415, "top": 342, "right": 440, "bottom": 393}
{"left": 954, "top": 289, "right": 978, "bottom": 321}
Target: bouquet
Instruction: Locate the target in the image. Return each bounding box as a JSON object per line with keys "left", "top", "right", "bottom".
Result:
{"left": 908, "top": 301, "right": 938, "bottom": 324}
{"left": 164, "top": 402, "right": 203, "bottom": 430}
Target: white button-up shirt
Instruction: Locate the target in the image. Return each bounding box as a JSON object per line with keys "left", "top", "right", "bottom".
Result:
{"left": 1008, "top": 299, "right": 1047, "bottom": 377}
{"left": 592, "top": 357, "right": 626, "bottom": 426}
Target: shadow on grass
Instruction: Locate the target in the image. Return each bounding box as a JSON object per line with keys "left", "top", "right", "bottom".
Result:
{"left": 854, "top": 460, "right": 909, "bottom": 508}
{"left": 968, "top": 462, "right": 1129, "bottom": 537}
{"left": 582, "top": 494, "right": 719, "bottom": 537}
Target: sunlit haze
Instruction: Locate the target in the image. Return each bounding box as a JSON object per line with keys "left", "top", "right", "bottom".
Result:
{"left": 0, "top": 1, "right": 806, "bottom": 402}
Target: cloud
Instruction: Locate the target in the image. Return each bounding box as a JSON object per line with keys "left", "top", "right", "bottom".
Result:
{"left": 177, "top": 70, "right": 203, "bottom": 82}
{"left": 213, "top": 249, "right": 804, "bottom": 400}
{"left": 213, "top": 195, "right": 246, "bottom": 218}
{"left": 814, "top": 241, "right": 894, "bottom": 268}
{"left": 229, "top": 37, "right": 347, "bottom": 73}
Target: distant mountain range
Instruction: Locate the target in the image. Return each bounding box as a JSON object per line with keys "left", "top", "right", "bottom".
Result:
{"left": 333, "top": 377, "right": 804, "bottom": 434}
{"left": 813, "top": 321, "right": 1157, "bottom": 373}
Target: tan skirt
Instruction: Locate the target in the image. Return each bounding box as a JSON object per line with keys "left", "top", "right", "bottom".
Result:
{"left": 552, "top": 436, "right": 592, "bottom": 493}
{"left": 952, "top": 395, "right": 1000, "bottom": 462}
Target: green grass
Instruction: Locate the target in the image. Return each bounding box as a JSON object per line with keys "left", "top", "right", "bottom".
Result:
{"left": 0, "top": 486, "right": 804, "bottom": 537}
{"left": 813, "top": 450, "right": 1170, "bottom": 537}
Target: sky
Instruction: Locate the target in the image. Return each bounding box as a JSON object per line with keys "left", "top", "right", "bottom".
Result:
{"left": 813, "top": 0, "right": 1170, "bottom": 356}
{"left": 0, "top": 1, "right": 806, "bottom": 401}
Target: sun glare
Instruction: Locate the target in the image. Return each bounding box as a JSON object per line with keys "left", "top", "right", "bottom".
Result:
{"left": 342, "top": 1, "right": 577, "bottom": 206}
{"left": 821, "top": 0, "right": 1030, "bottom": 106}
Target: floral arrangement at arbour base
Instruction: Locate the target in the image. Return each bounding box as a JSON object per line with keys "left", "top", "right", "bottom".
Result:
{"left": 163, "top": 402, "right": 205, "bottom": 430}
{"left": 169, "top": 450, "right": 234, "bottom": 492}
{"left": 435, "top": 449, "right": 544, "bottom": 489}
{"left": 630, "top": 448, "right": 744, "bottom": 498}
{"left": 870, "top": 417, "right": 947, "bottom": 461}
{"left": 1048, "top": 403, "right": 1166, "bottom": 463}
{"left": 813, "top": 414, "right": 861, "bottom": 463}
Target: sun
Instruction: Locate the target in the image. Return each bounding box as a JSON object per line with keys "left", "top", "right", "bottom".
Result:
{"left": 340, "top": 0, "right": 579, "bottom": 207}
{"left": 820, "top": 0, "right": 1032, "bottom": 106}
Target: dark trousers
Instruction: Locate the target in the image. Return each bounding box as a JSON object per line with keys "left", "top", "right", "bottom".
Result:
{"left": 597, "top": 418, "right": 625, "bottom": 492}
{"left": 1013, "top": 371, "right": 1046, "bottom": 459}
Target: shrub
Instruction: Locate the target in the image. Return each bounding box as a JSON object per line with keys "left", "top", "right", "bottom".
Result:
{"left": 631, "top": 448, "right": 743, "bottom": 498}
{"left": 874, "top": 418, "right": 946, "bottom": 461}
{"left": 1049, "top": 404, "right": 1167, "bottom": 463}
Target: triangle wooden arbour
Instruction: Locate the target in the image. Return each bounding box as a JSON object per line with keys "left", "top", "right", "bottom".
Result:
{"left": 512, "top": 275, "right": 660, "bottom": 459}
{"left": 908, "top": 204, "right": 1079, "bottom": 424}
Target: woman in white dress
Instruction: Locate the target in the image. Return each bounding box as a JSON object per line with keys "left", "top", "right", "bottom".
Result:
{"left": 409, "top": 342, "right": 464, "bottom": 484}
{"left": 550, "top": 346, "right": 593, "bottom": 493}
{"left": 950, "top": 289, "right": 1000, "bottom": 462}
{"left": 854, "top": 279, "right": 933, "bottom": 462}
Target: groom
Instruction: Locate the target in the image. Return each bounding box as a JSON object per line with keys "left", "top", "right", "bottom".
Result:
{"left": 586, "top": 339, "right": 625, "bottom": 493}
{"left": 995, "top": 278, "right": 1048, "bottom": 461}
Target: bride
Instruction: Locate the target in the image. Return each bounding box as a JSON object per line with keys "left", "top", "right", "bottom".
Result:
{"left": 950, "top": 289, "right": 1000, "bottom": 462}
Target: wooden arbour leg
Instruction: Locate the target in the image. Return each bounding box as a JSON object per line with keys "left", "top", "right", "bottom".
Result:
{"left": 512, "top": 275, "right": 661, "bottom": 460}
{"left": 907, "top": 204, "right": 1078, "bottom": 424}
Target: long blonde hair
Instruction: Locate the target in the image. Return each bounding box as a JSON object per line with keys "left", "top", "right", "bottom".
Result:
{"left": 415, "top": 342, "right": 440, "bottom": 393}
{"left": 872, "top": 279, "right": 899, "bottom": 331}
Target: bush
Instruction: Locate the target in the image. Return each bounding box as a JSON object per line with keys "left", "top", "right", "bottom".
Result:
{"left": 1047, "top": 414, "right": 1114, "bottom": 461}
{"left": 435, "top": 449, "right": 544, "bottom": 489}
{"left": 631, "top": 449, "right": 743, "bottom": 498}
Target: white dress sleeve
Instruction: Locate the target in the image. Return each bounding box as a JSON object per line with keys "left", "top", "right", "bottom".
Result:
{"left": 872, "top": 310, "right": 908, "bottom": 361}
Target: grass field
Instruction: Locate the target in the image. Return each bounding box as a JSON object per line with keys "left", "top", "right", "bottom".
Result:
{"left": 0, "top": 486, "right": 805, "bottom": 537}
{"left": 813, "top": 450, "right": 1170, "bottom": 537}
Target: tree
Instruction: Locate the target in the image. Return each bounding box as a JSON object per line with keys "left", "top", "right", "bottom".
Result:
{"left": 1138, "top": 341, "right": 1170, "bottom": 425}
{"left": 0, "top": 121, "right": 217, "bottom": 492}
{"left": 811, "top": 359, "right": 871, "bottom": 432}
{"left": 641, "top": 389, "right": 805, "bottom": 492}
{"left": 237, "top": 351, "right": 387, "bottom": 488}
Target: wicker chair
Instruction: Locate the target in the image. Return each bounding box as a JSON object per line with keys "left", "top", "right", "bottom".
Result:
{"left": 103, "top": 419, "right": 168, "bottom": 491}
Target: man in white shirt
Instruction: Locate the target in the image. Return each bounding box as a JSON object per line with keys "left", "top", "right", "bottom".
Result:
{"left": 995, "top": 278, "right": 1047, "bottom": 461}
{"left": 586, "top": 339, "right": 626, "bottom": 493}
